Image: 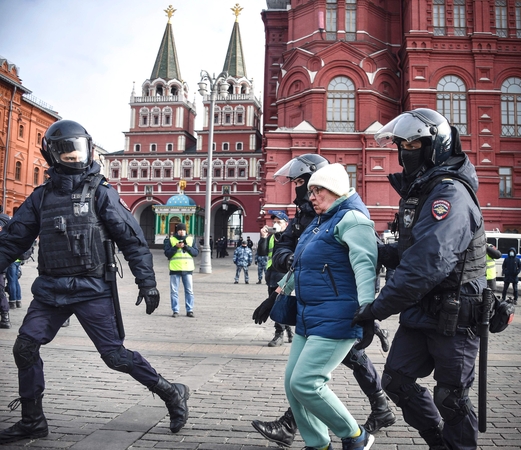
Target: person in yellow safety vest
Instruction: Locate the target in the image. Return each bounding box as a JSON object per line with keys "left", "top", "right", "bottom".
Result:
{"left": 486, "top": 243, "right": 502, "bottom": 291}
{"left": 258, "top": 210, "right": 292, "bottom": 347}
{"left": 164, "top": 223, "right": 199, "bottom": 318}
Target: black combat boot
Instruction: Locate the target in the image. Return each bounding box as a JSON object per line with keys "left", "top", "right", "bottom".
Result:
{"left": 419, "top": 422, "right": 448, "bottom": 449}
{"left": 363, "top": 390, "right": 396, "bottom": 433}
{"left": 0, "top": 395, "right": 49, "bottom": 444}
{"left": 251, "top": 407, "right": 297, "bottom": 448}
{"left": 149, "top": 375, "right": 190, "bottom": 433}
{"left": 0, "top": 311, "right": 11, "bottom": 329}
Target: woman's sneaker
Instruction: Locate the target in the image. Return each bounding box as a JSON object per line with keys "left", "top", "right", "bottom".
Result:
{"left": 341, "top": 426, "right": 374, "bottom": 450}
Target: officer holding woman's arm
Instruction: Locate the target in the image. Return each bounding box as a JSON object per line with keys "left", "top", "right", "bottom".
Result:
{"left": 353, "top": 109, "right": 487, "bottom": 450}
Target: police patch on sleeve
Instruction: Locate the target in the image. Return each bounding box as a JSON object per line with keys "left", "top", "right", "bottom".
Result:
{"left": 432, "top": 199, "right": 451, "bottom": 221}
{"left": 119, "top": 198, "right": 131, "bottom": 211}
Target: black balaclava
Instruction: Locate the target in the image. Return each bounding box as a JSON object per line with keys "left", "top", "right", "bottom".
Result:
{"left": 399, "top": 138, "right": 432, "bottom": 182}
{"left": 294, "top": 173, "right": 312, "bottom": 206}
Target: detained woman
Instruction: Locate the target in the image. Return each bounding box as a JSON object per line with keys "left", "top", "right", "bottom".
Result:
{"left": 280, "top": 163, "right": 377, "bottom": 450}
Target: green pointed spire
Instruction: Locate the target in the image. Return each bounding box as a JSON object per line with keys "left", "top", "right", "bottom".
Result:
{"left": 150, "top": 5, "right": 182, "bottom": 81}
{"left": 222, "top": 4, "right": 247, "bottom": 78}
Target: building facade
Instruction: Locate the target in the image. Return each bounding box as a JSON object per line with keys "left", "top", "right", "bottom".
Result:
{"left": 104, "top": 5, "right": 262, "bottom": 246}
{"left": 0, "top": 57, "right": 60, "bottom": 216}
{"left": 260, "top": 0, "right": 521, "bottom": 234}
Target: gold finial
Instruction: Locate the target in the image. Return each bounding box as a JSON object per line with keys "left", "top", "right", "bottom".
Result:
{"left": 164, "top": 5, "right": 176, "bottom": 23}
{"left": 231, "top": 3, "right": 243, "bottom": 22}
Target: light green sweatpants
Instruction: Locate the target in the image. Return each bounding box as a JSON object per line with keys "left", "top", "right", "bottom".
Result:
{"left": 285, "top": 333, "right": 360, "bottom": 448}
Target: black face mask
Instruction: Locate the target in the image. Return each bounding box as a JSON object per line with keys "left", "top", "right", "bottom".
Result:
{"left": 399, "top": 143, "right": 432, "bottom": 181}
{"left": 293, "top": 174, "right": 311, "bottom": 206}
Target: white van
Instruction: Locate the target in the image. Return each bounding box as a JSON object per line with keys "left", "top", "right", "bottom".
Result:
{"left": 485, "top": 230, "right": 521, "bottom": 281}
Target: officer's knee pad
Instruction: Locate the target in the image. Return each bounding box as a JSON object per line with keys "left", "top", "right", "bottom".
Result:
{"left": 382, "top": 367, "right": 423, "bottom": 407}
{"left": 101, "top": 346, "right": 134, "bottom": 373}
{"left": 13, "top": 336, "right": 41, "bottom": 370}
{"left": 434, "top": 384, "right": 472, "bottom": 426}
{"left": 342, "top": 346, "right": 368, "bottom": 371}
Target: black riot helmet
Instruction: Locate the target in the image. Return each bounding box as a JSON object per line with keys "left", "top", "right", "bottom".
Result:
{"left": 41, "top": 120, "right": 93, "bottom": 174}
{"left": 273, "top": 154, "right": 329, "bottom": 184}
{"left": 274, "top": 154, "right": 329, "bottom": 206}
{"left": 374, "top": 108, "right": 452, "bottom": 179}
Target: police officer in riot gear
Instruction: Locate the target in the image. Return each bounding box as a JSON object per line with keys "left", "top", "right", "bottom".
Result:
{"left": 251, "top": 154, "right": 395, "bottom": 448}
{"left": 352, "top": 109, "right": 487, "bottom": 450}
{"left": 0, "top": 120, "right": 190, "bottom": 444}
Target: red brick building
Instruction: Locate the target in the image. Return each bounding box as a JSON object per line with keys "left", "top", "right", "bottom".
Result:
{"left": 0, "top": 57, "right": 60, "bottom": 216}
{"left": 104, "top": 6, "right": 262, "bottom": 246}
{"left": 260, "top": 0, "right": 521, "bottom": 234}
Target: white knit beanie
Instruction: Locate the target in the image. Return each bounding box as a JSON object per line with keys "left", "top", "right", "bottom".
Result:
{"left": 308, "top": 163, "right": 350, "bottom": 197}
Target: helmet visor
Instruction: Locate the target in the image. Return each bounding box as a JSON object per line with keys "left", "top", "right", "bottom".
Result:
{"left": 273, "top": 159, "right": 295, "bottom": 184}
{"left": 374, "top": 112, "right": 436, "bottom": 148}
{"left": 49, "top": 137, "right": 91, "bottom": 169}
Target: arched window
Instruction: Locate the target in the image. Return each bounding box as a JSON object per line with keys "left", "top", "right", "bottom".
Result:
{"left": 213, "top": 160, "right": 223, "bottom": 179}
{"left": 164, "top": 160, "right": 173, "bottom": 179}
{"left": 237, "top": 159, "right": 248, "bottom": 178}
{"left": 235, "top": 106, "right": 245, "bottom": 124}
{"left": 327, "top": 76, "right": 355, "bottom": 132}
{"left": 140, "top": 160, "right": 150, "bottom": 179}
{"left": 33, "top": 167, "right": 40, "bottom": 186}
{"left": 15, "top": 161, "right": 22, "bottom": 181}
{"left": 37, "top": 132, "right": 42, "bottom": 145}
{"left": 182, "top": 159, "right": 193, "bottom": 179}
{"left": 139, "top": 108, "right": 149, "bottom": 127}
{"left": 436, "top": 75, "right": 467, "bottom": 134}
{"left": 501, "top": 77, "right": 521, "bottom": 137}
{"left": 226, "top": 160, "right": 237, "bottom": 179}
{"left": 18, "top": 125, "right": 24, "bottom": 138}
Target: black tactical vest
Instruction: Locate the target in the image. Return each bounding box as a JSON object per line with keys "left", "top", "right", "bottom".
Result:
{"left": 395, "top": 176, "right": 486, "bottom": 290}
{"left": 38, "top": 174, "right": 110, "bottom": 277}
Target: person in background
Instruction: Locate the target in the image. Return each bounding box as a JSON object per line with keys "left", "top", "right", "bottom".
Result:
{"left": 246, "top": 236, "right": 254, "bottom": 249}
{"left": 502, "top": 247, "right": 521, "bottom": 304}
{"left": 0, "top": 120, "right": 189, "bottom": 444}
{"left": 252, "top": 154, "right": 395, "bottom": 449}
{"left": 352, "top": 108, "right": 487, "bottom": 450}
{"left": 6, "top": 260, "right": 22, "bottom": 309}
{"left": 0, "top": 213, "right": 11, "bottom": 329}
{"left": 485, "top": 243, "right": 501, "bottom": 291}
{"left": 164, "top": 223, "right": 199, "bottom": 318}
{"left": 278, "top": 163, "right": 378, "bottom": 450}
{"left": 233, "top": 240, "right": 252, "bottom": 284}
{"left": 254, "top": 251, "right": 268, "bottom": 285}
{"left": 258, "top": 210, "right": 292, "bottom": 347}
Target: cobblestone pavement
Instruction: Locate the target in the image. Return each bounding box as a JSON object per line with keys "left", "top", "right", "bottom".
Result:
{"left": 0, "top": 249, "right": 520, "bottom": 449}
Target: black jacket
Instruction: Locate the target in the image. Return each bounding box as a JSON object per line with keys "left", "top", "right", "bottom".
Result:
{"left": 0, "top": 163, "right": 156, "bottom": 306}
{"left": 373, "top": 154, "right": 487, "bottom": 329}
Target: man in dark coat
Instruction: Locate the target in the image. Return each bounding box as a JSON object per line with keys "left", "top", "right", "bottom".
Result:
{"left": 502, "top": 246, "right": 521, "bottom": 303}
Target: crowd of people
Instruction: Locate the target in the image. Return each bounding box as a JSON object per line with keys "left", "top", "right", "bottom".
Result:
{"left": 0, "top": 109, "right": 519, "bottom": 450}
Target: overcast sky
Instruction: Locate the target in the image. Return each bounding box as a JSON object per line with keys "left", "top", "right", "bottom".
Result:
{"left": 0, "top": 0, "right": 267, "bottom": 151}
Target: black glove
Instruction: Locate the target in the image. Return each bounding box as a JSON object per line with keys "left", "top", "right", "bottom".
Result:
{"left": 354, "top": 321, "right": 375, "bottom": 350}
{"left": 351, "top": 303, "right": 377, "bottom": 328}
{"left": 136, "top": 287, "right": 160, "bottom": 315}
{"left": 252, "top": 291, "right": 278, "bottom": 324}
{"left": 374, "top": 322, "right": 390, "bottom": 352}
{"left": 351, "top": 303, "right": 378, "bottom": 350}
{"left": 285, "top": 254, "right": 294, "bottom": 272}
